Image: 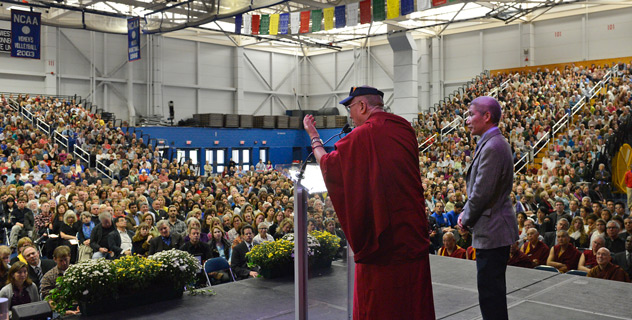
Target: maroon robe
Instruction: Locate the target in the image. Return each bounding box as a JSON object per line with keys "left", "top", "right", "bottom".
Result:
{"left": 321, "top": 111, "right": 434, "bottom": 319}
{"left": 508, "top": 249, "right": 535, "bottom": 268}
{"left": 587, "top": 262, "right": 630, "bottom": 282}
{"left": 521, "top": 240, "right": 549, "bottom": 265}
{"left": 438, "top": 246, "right": 467, "bottom": 259}
{"left": 582, "top": 249, "right": 598, "bottom": 269}
{"left": 552, "top": 244, "right": 581, "bottom": 271}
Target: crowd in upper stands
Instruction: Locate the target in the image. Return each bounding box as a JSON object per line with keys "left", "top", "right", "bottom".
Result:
{"left": 0, "top": 58, "right": 629, "bottom": 314}
{"left": 417, "top": 61, "right": 632, "bottom": 282}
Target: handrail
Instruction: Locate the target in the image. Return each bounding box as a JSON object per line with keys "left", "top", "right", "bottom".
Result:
{"left": 74, "top": 145, "right": 91, "bottom": 166}
{"left": 36, "top": 118, "right": 51, "bottom": 136}
{"left": 418, "top": 133, "right": 437, "bottom": 153}
{"left": 514, "top": 153, "right": 529, "bottom": 173}
{"left": 54, "top": 131, "right": 69, "bottom": 151}
{"left": 551, "top": 113, "right": 568, "bottom": 137}
{"left": 96, "top": 159, "right": 114, "bottom": 180}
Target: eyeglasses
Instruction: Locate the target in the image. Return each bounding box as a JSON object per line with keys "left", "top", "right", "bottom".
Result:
{"left": 345, "top": 101, "right": 361, "bottom": 112}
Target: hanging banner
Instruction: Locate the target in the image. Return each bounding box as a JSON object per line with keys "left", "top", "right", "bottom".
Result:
{"left": 418, "top": 0, "right": 432, "bottom": 10}
{"left": 432, "top": 0, "right": 448, "bottom": 6}
{"left": 235, "top": 14, "right": 242, "bottom": 34}
{"left": 360, "top": 0, "right": 371, "bottom": 24}
{"left": 300, "top": 11, "right": 310, "bottom": 33}
{"left": 251, "top": 15, "right": 261, "bottom": 35}
{"left": 334, "top": 6, "right": 346, "bottom": 29}
{"left": 260, "top": 14, "right": 270, "bottom": 35}
{"left": 0, "top": 29, "right": 11, "bottom": 53}
{"left": 401, "top": 0, "right": 414, "bottom": 15}
{"left": 243, "top": 15, "right": 252, "bottom": 35}
{"left": 324, "top": 8, "right": 334, "bottom": 30}
{"left": 311, "top": 9, "right": 323, "bottom": 32}
{"left": 279, "top": 13, "right": 289, "bottom": 34}
{"left": 269, "top": 14, "right": 279, "bottom": 35}
{"left": 290, "top": 12, "right": 300, "bottom": 34}
{"left": 127, "top": 17, "right": 141, "bottom": 61}
{"left": 346, "top": 3, "right": 358, "bottom": 27}
{"left": 373, "top": 0, "right": 386, "bottom": 21}
{"left": 387, "top": 0, "right": 400, "bottom": 19}
{"left": 11, "top": 10, "right": 40, "bottom": 59}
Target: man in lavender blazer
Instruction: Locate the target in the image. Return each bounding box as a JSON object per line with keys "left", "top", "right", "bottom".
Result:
{"left": 459, "top": 96, "right": 519, "bottom": 320}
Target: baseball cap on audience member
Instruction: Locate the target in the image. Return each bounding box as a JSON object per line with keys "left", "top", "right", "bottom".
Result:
{"left": 339, "top": 86, "right": 384, "bottom": 106}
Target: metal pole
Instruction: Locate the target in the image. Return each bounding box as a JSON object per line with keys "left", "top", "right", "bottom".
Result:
{"left": 294, "top": 184, "right": 308, "bottom": 320}
{"left": 347, "top": 247, "right": 355, "bottom": 320}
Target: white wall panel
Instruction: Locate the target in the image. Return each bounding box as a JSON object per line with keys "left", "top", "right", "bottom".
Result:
{"left": 243, "top": 50, "right": 272, "bottom": 92}
{"left": 534, "top": 16, "right": 582, "bottom": 65}
{"left": 199, "top": 90, "right": 234, "bottom": 114}
{"left": 162, "top": 38, "right": 196, "bottom": 86}
{"left": 199, "top": 43, "right": 234, "bottom": 88}
{"left": 483, "top": 25, "right": 520, "bottom": 70}
{"left": 444, "top": 31, "right": 481, "bottom": 82}
{"left": 369, "top": 45, "right": 394, "bottom": 90}
{"left": 586, "top": 8, "right": 632, "bottom": 60}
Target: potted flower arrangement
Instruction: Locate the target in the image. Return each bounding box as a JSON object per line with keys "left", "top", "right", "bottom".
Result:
{"left": 47, "top": 249, "right": 200, "bottom": 316}
{"left": 309, "top": 230, "right": 341, "bottom": 269}
{"left": 247, "top": 239, "right": 294, "bottom": 279}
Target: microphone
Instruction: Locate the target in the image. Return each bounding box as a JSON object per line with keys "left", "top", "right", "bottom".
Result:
{"left": 298, "top": 124, "right": 352, "bottom": 180}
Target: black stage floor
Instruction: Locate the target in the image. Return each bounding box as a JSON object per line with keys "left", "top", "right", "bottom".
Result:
{"left": 80, "top": 255, "right": 632, "bottom": 319}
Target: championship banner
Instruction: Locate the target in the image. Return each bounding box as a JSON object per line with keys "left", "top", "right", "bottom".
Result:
{"left": 300, "top": 11, "right": 310, "bottom": 33}
{"left": 324, "top": 8, "right": 334, "bottom": 30}
{"left": 432, "top": 0, "right": 447, "bottom": 5}
{"left": 279, "top": 13, "right": 289, "bottom": 34}
{"left": 311, "top": 9, "right": 323, "bottom": 32}
{"left": 334, "top": 5, "right": 346, "bottom": 29}
{"left": 387, "top": 0, "right": 400, "bottom": 19}
{"left": 0, "top": 29, "right": 11, "bottom": 53}
{"left": 360, "top": 0, "right": 372, "bottom": 24}
{"left": 11, "top": 10, "right": 40, "bottom": 59}
{"left": 235, "top": 14, "right": 243, "bottom": 34}
{"left": 373, "top": 0, "right": 386, "bottom": 21}
{"left": 346, "top": 3, "right": 358, "bottom": 27}
{"left": 290, "top": 12, "right": 300, "bottom": 34}
{"left": 269, "top": 14, "right": 279, "bottom": 35}
{"left": 243, "top": 15, "right": 252, "bottom": 35}
{"left": 127, "top": 17, "right": 141, "bottom": 61}
{"left": 251, "top": 15, "right": 261, "bottom": 35}
{"left": 418, "top": 0, "right": 432, "bottom": 10}
{"left": 401, "top": 0, "right": 415, "bottom": 15}
{"left": 260, "top": 14, "right": 270, "bottom": 35}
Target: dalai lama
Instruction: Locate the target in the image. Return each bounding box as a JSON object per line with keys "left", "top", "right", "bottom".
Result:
{"left": 303, "top": 86, "right": 435, "bottom": 319}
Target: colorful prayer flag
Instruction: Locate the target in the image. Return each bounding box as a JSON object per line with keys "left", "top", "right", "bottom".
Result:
{"left": 260, "top": 14, "right": 270, "bottom": 35}
{"left": 290, "top": 12, "right": 300, "bottom": 33}
{"left": 335, "top": 5, "right": 346, "bottom": 29}
{"left": 373, "top": 0, "right": 386, "bottom": 21}
{"left": 387, "top": 0, "right": 400, "bottom": 19}
{"left": 300, "top": 11, "right": 310, "bottom": 33}
{"left": 324, "top": 7, "right": 334, "bottom": 30}
{"left": 418, "top": 0, "right": 431, "bottom": 10}
{"left": 243, "top": 15, "right": 252, "bottom": 35}
{"left": 401, "top": 0, "right": 414, "bottom": 15}
{"left": 235, "top": 14, "right": 242, "bottom": 34}
{"left": 279, "top": 13, "right": 289, "bottom": 34}
{"left": 360, "top": 0, "right": 371, "bottom": 24}
{"left": 311, "top": 9, "right": 323, "bottom": 32}
{"left": 269, "top": 14, "right": 279, "bottom": 35}
{"left": 346, "top": 3, "right": 358, "bottom": 27}
{"left": 251, "top": 15, "right": 260, "bottom": 35}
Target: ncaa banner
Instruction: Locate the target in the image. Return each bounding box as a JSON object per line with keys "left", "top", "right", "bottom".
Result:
{"left": 127, "top": 17, "right": 141, "bottom": 61}
{"left": 11, "top": 10, "right": 40, "bottom": 59}
{"left": 0, "top": 29, "right": 11, "bottom": 53}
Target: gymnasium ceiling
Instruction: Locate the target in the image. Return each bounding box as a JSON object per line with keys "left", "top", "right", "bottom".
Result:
{"left": 0, "top": 0, "right": 631, "bottom": 54}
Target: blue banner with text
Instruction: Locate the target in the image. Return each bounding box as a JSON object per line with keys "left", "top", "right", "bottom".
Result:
{"left": 11, "top": 10, "right": 40, "bottom": 59}
{"left": 128, "top": 17, "right": 141, "bottom": 61}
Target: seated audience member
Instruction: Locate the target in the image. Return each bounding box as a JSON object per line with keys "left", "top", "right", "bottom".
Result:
{"left": 231, "top": 224, "right": 259, "bottom": 279}
{"left": 22, "top": 245, "right": 55, "bottom": 290}
{"left": 148, "top": 220, "right": 183, "bottom": 255}
{"left": 521, "top": 228, "right": 550, "bottom": 266}
{"left": 253, "top": 222, "right": 274, "bottom": 245}
{"left": 437, "top": 233, "right": 466, "bottom": 259}
{"left": 619, "top": 217, "right": 632, "bottom": 240}
{"left": 132, "top": 223, "right": 153, "bottom": 257}
{"left": 445, "top": 202, "right": 463, "bottom": 229}
{"left": 77, "top": 211, "right": 95, "bottom": 262}
{"left": 454, "top": 225, "right": 472, "bottom": 249}
{"left": 167, "top": 205, "right": 187, "bottom": 237}
{"left": 578, "top": 235, "right": 606, "bottom": 272}
{"left": 508, "top": 240, "right": 534, "bottom": 269}
{"left": 0, "top": 261, "right": 40, "bottom": 309}
{"left": 605, "top": 220, "right": 625, "bottom": 254}
{"left": 183, "top": 218, "right": 209, "bottom": 243}
{"left": 90, "top": 212, "right": 115, "bottom": 259}
{"left": 0, "top": 246, "right": 9, "bottom": 279}
{"left": 40, "top": 246, "right": 72, "bottom": 299}
{"left": 9, "top": 198, "right": 34, "bottom": 250}
{"left": 10, "top": 237, "right": 33, "bottom": 265}
{"left": 587, "top": 247, "right": 630, "bottom": 282}
{"left": 466, "top": 246, "right": 476, "bottom": 260}
{"left": 613, "top": 235, "right": 632, "bottom": 280}
{"left": 589, "top": 218, "right": 607, "bottom": 248}
{"left": 546, "top": 230, "right": 581, "bottom": 273}
{"left": 431, "top": 202, "right": 453, "bottom": 232}
{"left": 180, "top": 227, "right": 213, "bottom": 262}
{"left": 544, "top": 218, "right": 569, "bottom": 248}
{"left": 108, "top": 216, "right": 135, "bottom": 259}
{"left": 208, "top": 226, "right": 232, "bottom": 284}
{"left": 273, "top": 218, "right": 293, "bottom": 240}
{"left": 567, "top": 216, "right": 589, "bottom": 249}
{"left": 59, "top": 210, "right": 80, "bottom": 263}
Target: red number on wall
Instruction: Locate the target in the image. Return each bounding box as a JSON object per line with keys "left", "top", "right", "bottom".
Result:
{"left": 607, "top": 24, "right": 615, "bottom": 30}
{"left": 554, "top": 31, "right": 562, "bottom": 37}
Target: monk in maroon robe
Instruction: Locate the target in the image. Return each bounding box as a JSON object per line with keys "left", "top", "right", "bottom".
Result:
{"left": 303, "top": 86, "right": 435, "bottom": 319}
{"left": 521, "top": 228, "right": 549, "bottom": 266}
{"left": 438, "top": 233, "right": 467, "bottom": 259}
{"left": 578, "top": 235, "right": 605, "bottom": 272}
{"left": 587, "top": 247, "right": 630, "bottom": 282}
{"left": 546, "top": 230, "right": 581, "bottom": 272}
{"left": 508, "top": 241, "right": 534, "bottom": 268}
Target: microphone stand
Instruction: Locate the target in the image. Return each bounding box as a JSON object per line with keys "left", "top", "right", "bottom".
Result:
{"left": 298, "top": 124, "right": 351, "bottom": 181}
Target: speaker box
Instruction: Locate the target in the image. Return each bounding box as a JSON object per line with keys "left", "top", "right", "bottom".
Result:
{"left": 11, "top": 301, "right": 52, "bottom": 320}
